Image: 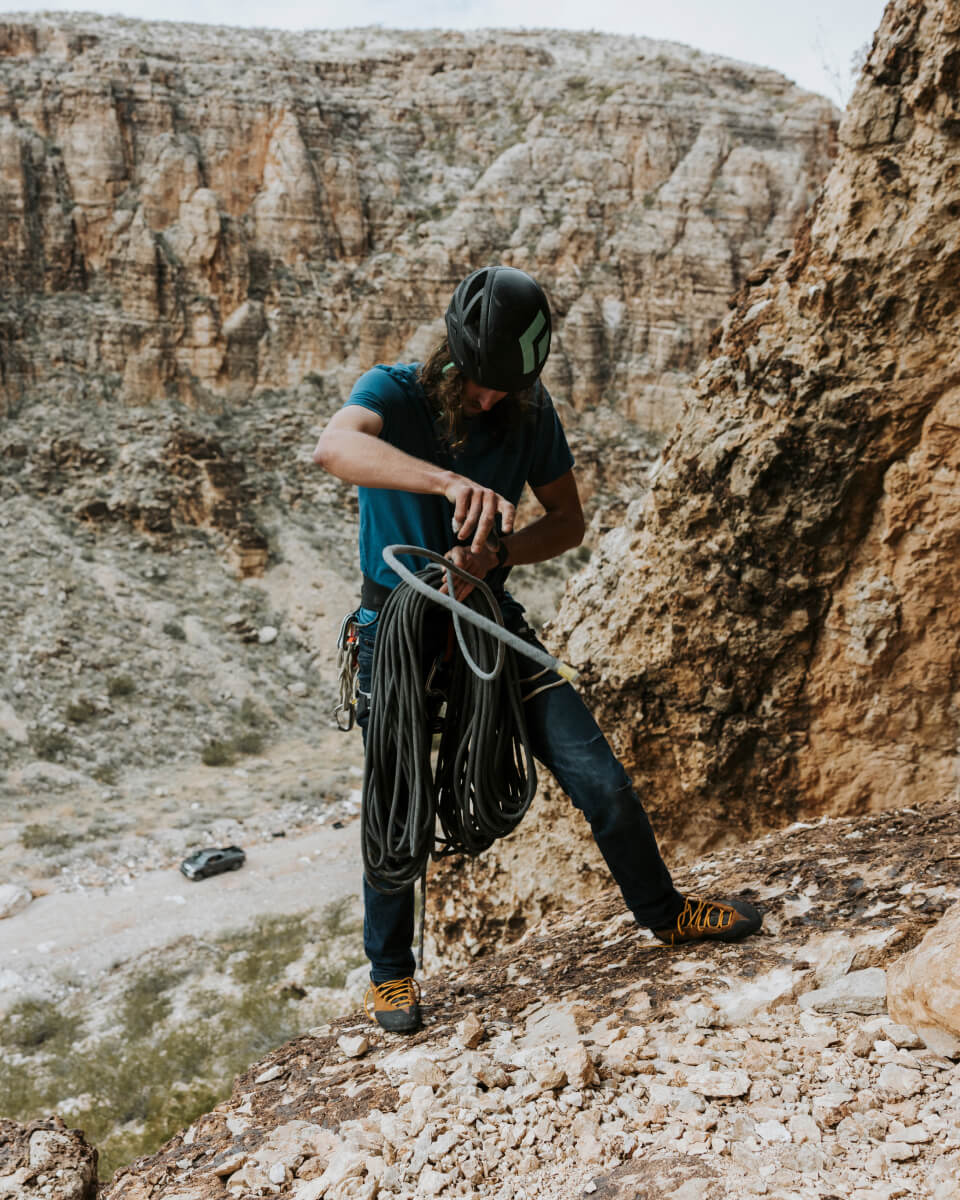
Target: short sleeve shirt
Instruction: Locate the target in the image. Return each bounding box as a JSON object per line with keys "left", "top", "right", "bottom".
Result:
{"left": 345, "top": 363, "right": 574, "bottom": 588}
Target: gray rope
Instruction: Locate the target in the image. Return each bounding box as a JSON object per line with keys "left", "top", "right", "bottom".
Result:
{"left": 382, "top": 545, "right": 578, "bottom": 683}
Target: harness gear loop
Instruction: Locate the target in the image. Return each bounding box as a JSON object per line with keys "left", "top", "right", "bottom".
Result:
{"left": 334, "top": 610, "right": 360, "bottom": 731}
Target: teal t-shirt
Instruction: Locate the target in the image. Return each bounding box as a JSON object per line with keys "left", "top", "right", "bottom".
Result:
{"left": 345, "top": 363, "right": 575, "bottom": 589}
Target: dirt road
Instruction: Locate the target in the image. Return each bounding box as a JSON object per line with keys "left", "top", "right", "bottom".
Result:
{"left": 0, "top": 822, "right": 362, "bottom": 1004}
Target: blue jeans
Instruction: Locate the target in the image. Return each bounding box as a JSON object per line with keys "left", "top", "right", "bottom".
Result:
{"left": 356, "top": 601, "right": 684, "bottom": 982}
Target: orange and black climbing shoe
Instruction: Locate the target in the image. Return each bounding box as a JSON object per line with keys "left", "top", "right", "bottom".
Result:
{"left": 364, "top": 977, "right": 423, "bottom": 1033}
{"left": 654, "top": 896, "right": 762, "bottom": 946}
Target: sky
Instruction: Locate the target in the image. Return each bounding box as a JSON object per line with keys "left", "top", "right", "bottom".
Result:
{"left": 7, "top": 0, "right": 889, "bottom": 105}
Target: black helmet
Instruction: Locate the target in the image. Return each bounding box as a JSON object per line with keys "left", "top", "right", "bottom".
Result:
{"left": 445, "top": 266, "right": 552, "bottom": 392}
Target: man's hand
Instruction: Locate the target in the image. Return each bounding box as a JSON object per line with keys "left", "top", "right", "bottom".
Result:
{"left": 440, "top": 544, "right": 498, "bottom": 602}
{"left": 443, "top": 478, "right": 515, "bottom": 553}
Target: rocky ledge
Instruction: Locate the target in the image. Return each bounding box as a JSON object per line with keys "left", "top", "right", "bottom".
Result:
{"left": 5, "top": 799, "right": 958, "bottom": 1200}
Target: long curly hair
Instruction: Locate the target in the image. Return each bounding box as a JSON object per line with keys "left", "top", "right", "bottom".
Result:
{"left": 417, "top": 338, "right": 534, "bottom": 452}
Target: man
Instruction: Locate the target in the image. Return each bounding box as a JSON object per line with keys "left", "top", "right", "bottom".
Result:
{"left": 313, "top": 266, "right": 761, "bottom": 1034}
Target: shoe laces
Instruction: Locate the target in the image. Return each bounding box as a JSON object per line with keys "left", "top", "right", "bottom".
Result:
{"left": 364, "top": 977, "right": 421, "bottom": 1016}
{"left": 678, "top": 897, "right": 733, "bottom": 933}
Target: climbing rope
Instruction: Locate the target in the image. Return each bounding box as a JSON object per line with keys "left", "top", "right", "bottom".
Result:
{"left": 361, "top": 545, "right": 577, "bottom": 901}
{"left": 361, "top": 545, "right": 586, "bottom": 969}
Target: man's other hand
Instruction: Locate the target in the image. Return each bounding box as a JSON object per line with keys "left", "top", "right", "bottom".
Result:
{"left": 440, "top": 544, "right": 498, "bottom": 602}
{"left": 443, "top": 478, "right": 515, "bottom": 553}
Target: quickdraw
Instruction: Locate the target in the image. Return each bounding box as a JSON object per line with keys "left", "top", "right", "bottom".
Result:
{"left": 334, "top": 611, "right": 360, "bottom": 731}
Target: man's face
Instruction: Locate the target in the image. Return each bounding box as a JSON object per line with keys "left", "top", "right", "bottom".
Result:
{"left": 462, "top": 378, "right": 508, "bottom": 416}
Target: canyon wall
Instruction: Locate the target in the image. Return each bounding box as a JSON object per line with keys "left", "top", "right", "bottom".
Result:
{"left": 435, "top": 0, "right": 960, "bottom": 957}
{"left": 0, "top": 15, "right": 836, "bottom": 432}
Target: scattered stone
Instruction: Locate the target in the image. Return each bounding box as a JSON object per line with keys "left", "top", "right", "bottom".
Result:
{"left": 812, "top": 1089, "right": 856, "bottom": 1127}
{"left": 0, "top": 884, "right": 32, "bottom": 919}
{"left": 756, "top": 1119, "right": 791, "bottom": 1143}
{"left": 686, "top": 1067, "right": 750, "bottom": 1098}
{"left": 457, "top": 1012, "right": 485, "bottom": 1049}
{"left": 419, "top": 1167, "right": 452, "bottom": 1195}
{"left": 213, "top": 1151, "right": 247, "bottom": 1177}
{"left": 876, "top": 1064, "right": 924, "bottom": 1101}
{"left": 798, "top": 968, "right": 887, "bottom": 1015}
{"left": 338, "top": 1035, "right": 369, "bottom": 1059}
{"left": 880, "top": 1021, "right": 924, "bottom": 1050}
{"left": 563, "top": 1043, "right": 597, "bottom": 1090}
{"left": 255, "top": 1065, "right": 285, "bottom": 1084}
{"left": 406, "top": 1055, "right": 444, "bottom": 1087}
{"left": 258, "top": 626, "right": 279, "bottom": 644}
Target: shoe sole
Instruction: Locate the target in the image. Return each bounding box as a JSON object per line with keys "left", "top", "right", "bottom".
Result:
{"left": 372, "top": 1007, "right": 422, "bottom": 1033}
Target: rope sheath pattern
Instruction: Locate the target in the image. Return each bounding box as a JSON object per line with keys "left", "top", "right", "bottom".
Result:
{"left": 361, "top": 558, "right": 538, "bottom": 894}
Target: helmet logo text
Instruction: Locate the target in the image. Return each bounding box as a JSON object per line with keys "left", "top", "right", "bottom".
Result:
{"left": 518, "top": 310, "right": 549, "bottom": 375}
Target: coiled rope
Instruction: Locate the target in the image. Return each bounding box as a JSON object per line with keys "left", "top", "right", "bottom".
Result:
{"left": 362, "top": 546, "right": 582, "bottom": 968}
{"left": 362, "top": 546, "right": 545, "bottom": 899}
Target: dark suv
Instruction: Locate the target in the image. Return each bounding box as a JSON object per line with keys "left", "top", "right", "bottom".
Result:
{"left": 180, "top": 846, "right": 246, "bottom": 880}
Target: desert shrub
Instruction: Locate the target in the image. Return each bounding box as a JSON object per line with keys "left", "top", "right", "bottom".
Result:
{"left": 66, "top": 697, "right": 97, "bottom": 724}
{"left": 1, "top": 998, "right": 82, "bottom": 1051}
{"left": 201, "top": 740, "right": 235, "bottom": 767}
{"left": 162, "top": 621, "right": 186, "bottom": 641}
{"left": 29, "top": 728, "right": 71, "bottom": 760}
{"left": 20, "top": 824, "right": 77, "bottom": 852}
{"left": 108, "top": 675, "right": 135, "bottom": 697}
{"left": 239, "top": 697, "right": 264, "bottom": 727}
{"left": 233, "top": 731, "right": 264, "bottom": 756}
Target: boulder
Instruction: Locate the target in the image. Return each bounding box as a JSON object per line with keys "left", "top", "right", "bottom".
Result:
{"left": 798, "top": 968, "right": 887, "bottom": 1016}
{"left": 888, "top": 904, "right": 960, "bottom": 1057}
{"left": 0, "top": 884, "right": 32, "bottom": 919}
{"left": 0, "top": 1118, "right": 98, "bottom": 1200}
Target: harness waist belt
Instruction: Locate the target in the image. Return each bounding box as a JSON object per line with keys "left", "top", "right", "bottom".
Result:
{"left": 361, "top": 574, "right": 394, "bottom": 612}
{"left": 361, "top": 571, "right": 510, "bottom": 614}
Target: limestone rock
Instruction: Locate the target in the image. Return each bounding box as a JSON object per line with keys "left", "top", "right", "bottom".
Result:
{"left": 0, "top": 884, "right": 32, "bottom": 919}
{"left": 876, "top": 1064, "right": 924, "bottom": 1101}
{"left": 0, "top": 1117, "right": 98, "bottom": 1200}
{"left": 338, "top": 1035, "right": 370, "bottom": 1059}
{"left": 887, "top": 903, "right": 960, "bottom": 1056}
{"left": 0, "top": 16, "right": 835, "bottom": 430}
{"left": 587, "top": 1152, "right": 724, "bottom": 1200}
{"left": 562, "top": 1043, "right": 597, "bottom": 1090}
{"left": 685, "top": 1066, "right": 751, "bottom": 1098}
{"left": 551, "top": 0, "right": 960, "bottom": 848}
{"left": 811, "top": 1092, "right": 854, "bottom": 1128}
{"left": 456, "top": 1012, "right": 484, "bottom": 1049}
{"left": 798, "top": 968, "right": 888, "bottom": 1016}
{"left": 436, "top": 0, "right": 960, "bottom": 948}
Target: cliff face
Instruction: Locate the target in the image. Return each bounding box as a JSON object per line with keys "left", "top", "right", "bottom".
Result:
{"left": 430, "top": 0, "right": 960, "bottom": 957}
{"left": 553, "top": 0, "right": 960, "bottom": 840}
{"left": 0, "top": 15, "right": 835, "bottom": 432}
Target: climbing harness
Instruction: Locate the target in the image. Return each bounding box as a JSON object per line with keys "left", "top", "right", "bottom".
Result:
{"left": 333, "top": 611, "right": 360, "bottom": 731}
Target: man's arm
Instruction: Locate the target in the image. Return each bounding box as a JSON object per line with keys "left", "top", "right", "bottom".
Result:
{"left": 443, "top": 469, "right": 584, "bottom": 600}
{"left": 312, "top": 405, "right": 516, "bottom": 551}
{"left": 500, "top": 470, "right": 585, "bottom": 566}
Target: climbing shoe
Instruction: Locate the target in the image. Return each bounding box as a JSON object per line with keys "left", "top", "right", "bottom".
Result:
{"left": 363, "top": 977, "right": 423, "bottom": 1033}
{"left": 654, "top": 896, "right": 762, "bottom": 946}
